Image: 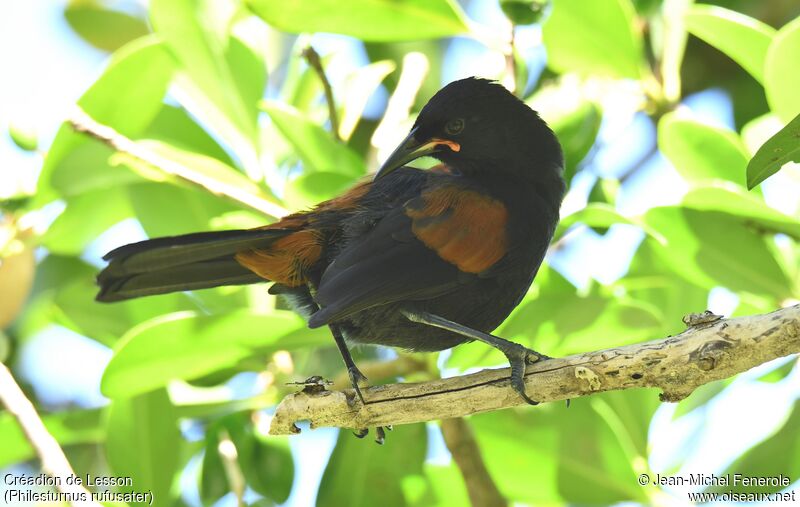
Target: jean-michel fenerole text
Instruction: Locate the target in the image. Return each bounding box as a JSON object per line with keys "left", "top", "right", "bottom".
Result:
{"left": 652, "top": 473, "right": 791, "bottom": 488}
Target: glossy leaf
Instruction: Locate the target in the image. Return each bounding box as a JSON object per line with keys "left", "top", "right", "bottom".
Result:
{"left": 541, "top": 99, "right": 602, "bottom": 183}
{"left": 41, "top": 187, "right": 133, "bottom": 255}
{"left": 765, "top": 16, "right": 800, "bottom": 123}
{"left": 658, "top": 113, "right": 749, "bottom": 185}
{"left": 64, "top": 2, "right": 149, "bottom": 52}
{"left": 284, "top": 171, "right": 356, "bottom": 209}
{"left": 746, "top": 111, "right": 800, "bottom": 189}
{"left": 472, "top": 390, "right": 657, "bottom": 504}
{"left": 755, "top": 358, "right": 796, "bottom": 383}
{"left": 554, "top": 203, "right": 664, "bottom": 243}
{"left": 101, "top": 310, "right": 328, "bottom": 398}
{"left": 39, "top": 36, "right": 174, "bottom": 200}
{"left": 684, "top": 5, "right": 775, "bottom": 84}
{"left": 262, "top": 101, "right": 366, "bottom": 175}
{"left": 318, "top": 423, "right": 427, "bottom": 507}
{"left": 106, "top": 389, "right": 180, "bottom": 504}
{"left": 127, "top": 182, "right": 248, "bottom": 238}
{"left": 247, "top": 0, "right": 468, "bottom": 42}
{"left": 681, "top": 183, "right": 800, "bottom": 239}
{"left": 643, "top": 207, "right": 791, "bottom": 298}
{"left": 543, "top": 0, "right": 643, "bottom": 78}
{"left": 151, "top": 0, "right": 265, "bottom": 156}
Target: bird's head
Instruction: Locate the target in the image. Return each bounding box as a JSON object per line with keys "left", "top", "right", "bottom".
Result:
{"left": 374, "top": 77, "right": 564, "bottom": 183}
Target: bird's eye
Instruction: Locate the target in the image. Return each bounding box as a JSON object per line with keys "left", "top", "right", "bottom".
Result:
{"left": 444, "top": 118, "right": 465, "bottom": 135}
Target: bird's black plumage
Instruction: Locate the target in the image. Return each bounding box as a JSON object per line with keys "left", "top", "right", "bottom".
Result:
{"left": 97, "top": 77, "right": 565, "bottom": 411}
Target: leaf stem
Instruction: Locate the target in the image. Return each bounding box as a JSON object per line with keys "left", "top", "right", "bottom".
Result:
{"left": 302, "top": 45, "right": 341, "bottom": 141}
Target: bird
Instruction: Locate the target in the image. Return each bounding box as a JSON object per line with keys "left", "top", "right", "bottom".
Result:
{"left": 97, "top": 77, "right": 565, "bottom": 423}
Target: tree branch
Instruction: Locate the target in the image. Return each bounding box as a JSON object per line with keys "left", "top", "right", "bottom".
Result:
{"left": 269, "top": 305, "right": 800, "bottom": 435}
{"left": 67, "top": 107, "right": 288, "bottom": 219}
{"left": 0, "top": 362, "right": 100, "bottom": 506}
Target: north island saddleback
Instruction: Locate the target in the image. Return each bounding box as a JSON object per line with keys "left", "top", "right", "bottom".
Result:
{"left": 97, "top": 77, "right": 566, "bottom": 441}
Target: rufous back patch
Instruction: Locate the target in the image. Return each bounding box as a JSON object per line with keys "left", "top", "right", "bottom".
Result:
{"left": 406, "top": 185, "right": 509, "bottom": 273}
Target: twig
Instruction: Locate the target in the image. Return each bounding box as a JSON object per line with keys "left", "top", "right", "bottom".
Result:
{"left": 217, "top": 430, "right": 246, "bottom": 507}
{"left": 502, "top": 20, "right": 517, "bottom": 96}
{"left": 302, "top": 45, "right": 340, "bottom": 141}
{"left": 67, "top": 107, "right": 288, "bottom": 219}
{"left": 440, "top": 418, "right": 507, "bottom": 507}
{"left": 0, "top": 362, "right": 101, "bottom": 506}
{"left": 269, "top": 305, "right": 800, "bottom": 434}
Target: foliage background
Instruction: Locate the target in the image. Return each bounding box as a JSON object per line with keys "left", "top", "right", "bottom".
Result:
{"left": 1, "top": 0, "right": 800, "bottom": 505}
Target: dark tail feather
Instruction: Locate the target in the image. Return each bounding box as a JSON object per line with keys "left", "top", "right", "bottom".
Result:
{"left": 96, "top": 229, "right": 287, "bottom": 302}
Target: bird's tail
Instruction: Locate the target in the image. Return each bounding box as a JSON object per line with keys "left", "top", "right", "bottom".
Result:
{"left": 96, "top": 229, "right": 288, "bottom": 302}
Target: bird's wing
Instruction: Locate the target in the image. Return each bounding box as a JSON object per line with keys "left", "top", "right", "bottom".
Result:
{"left": 308, "top": 181, "right": 510, "bottom": 327}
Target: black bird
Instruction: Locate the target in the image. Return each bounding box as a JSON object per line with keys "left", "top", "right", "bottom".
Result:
{"left": 97, "top": 77, "right": 565, "bottom": 418}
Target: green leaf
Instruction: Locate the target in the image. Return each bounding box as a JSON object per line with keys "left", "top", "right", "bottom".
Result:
{"left": 684, "top": 4, "right": 776, "bottom": 84}
{"left": 127, "top": 182, "right": 247, "bottom": 238}
{"left": 658, "top": 113, "right": 749, "bottom": 186}
{"left": 262, "top": 101, "right": 366, "bottom": 176}
{"left": 681, "top": 183, "right": 800, "bottom": 239}
{"left": 201, "top": 413, "right": 294, "bottom": 504}
{"left": 500, "top": 0, "right": 546, "bottom": 26}
{"left": 284, "top": 172, "right": 356, "bottom": 209}
{"left": 151, "top": 0, "right": 265, "bottom": 158}
{"left": 672, "top": 380, "right": 728, "bottom": 419}
{"left": 339, "top": 60, "right": 397, "bottom": 141}
{"left": 404, "top": 464, "right": 470, "bottom": 507}
{"left": 471, "top": 390, "right": 657, "bottom": 504}
{"left": 64, "top": 2, "right": 149, "bottom": 52}
{"left": 617, "top": 239, "right": 709, "bottom": 337}
{"left": 554, "top": 203, "right": 664, "bottom": 243}
{"left": 756, "top": 358, "right": 796, "bottom": 383}
{"left": 0, "top": 409, "right": 104, "bottom": 468}
{"left": 39, "top": 36, "right": 174, "bottom": 200}
{"left": 7, "top": 121, "right": 38, "bottom": 152}
{"left": 112, "top": 140, "right": 273, "bottom": 204}
{"left": 542, "top": 0, "right": 643, "bottom": 78}
{"left": 710, "top": 400, "right": 800, "bottom": 494}
{"left": 765, "top": 16, "right": 800, "bottom": 123}
{"left": 535, "top": 97, "right": 602, "bottom": 183}
{"left": 643, "top": 207, "right": 791, "bottom": 298}
{"left": 746, "top": 111, "right": 800, "bottom": 189}
{"left": 318, "top": 423, "right": 427, "bottom": 507}
{"left": 247, "top": 0, "right": 468, "bottom": 42}
{"left": 106, "top": 389, "right": 180, "bottom": 505}
{"left": 41, "top": 187, "right": 133, "bottom": 255}
{"left": 101, "top": 310, "right": 328, "bottom": 398}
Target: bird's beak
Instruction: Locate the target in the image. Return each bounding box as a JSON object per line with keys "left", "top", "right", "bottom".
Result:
{"left": 373, "top": 128, "right": 461, "bottom": 181}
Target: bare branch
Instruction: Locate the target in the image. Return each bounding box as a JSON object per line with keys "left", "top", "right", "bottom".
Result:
{"left": 269, "top": 305, "right": 800, "bottom": 435}
{"left": 441, "top": 418, "right": 507, "bottom": 507}
{"left": 0, "top": 363, "right": 101, "bottom": 506}
{"left": 67, "top": 107, "right": 288, "bottom": 219}
{"left": 302, "top": 45, "right": 340, "bottom": 141}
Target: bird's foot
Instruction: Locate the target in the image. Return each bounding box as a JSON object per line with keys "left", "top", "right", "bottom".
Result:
{"left": 352, "top": 425, "right": 392, "bottom": 444}
{"left": 346, "top": 365, "right": 369, "bottom": 406}
{"left": 503, "top": 344, "right": 549, "bottom": 405}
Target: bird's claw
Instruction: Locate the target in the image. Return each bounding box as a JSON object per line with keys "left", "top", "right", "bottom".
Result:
{"left": 351, "top": 427, "right": 389, "bottom": 444}
{"left": 347, "top": 366, "right": 369, "bottom": 405}
{"left": 504, "top": 344, "right": 548, "bottom": 405}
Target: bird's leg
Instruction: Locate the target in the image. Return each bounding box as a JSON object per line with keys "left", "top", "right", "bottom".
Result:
{"left": 329, "top": 323, "right": 368, "bottom": 405}
{"left": 401, "top": 309, "right": 548, "bottom": 405}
